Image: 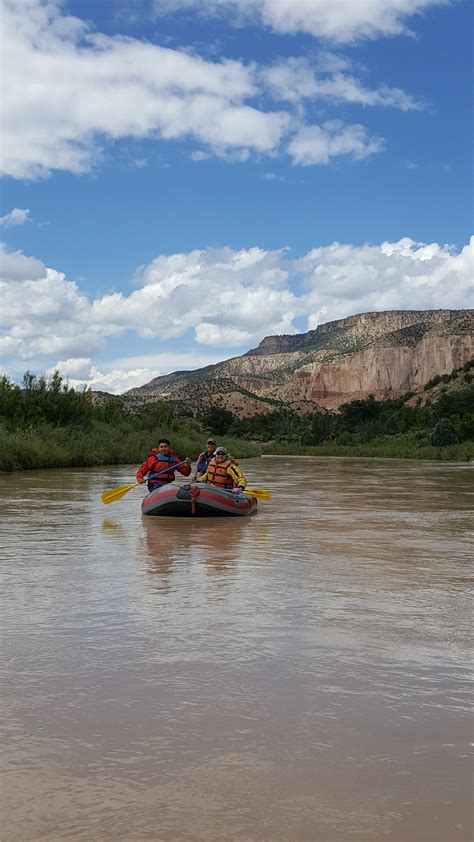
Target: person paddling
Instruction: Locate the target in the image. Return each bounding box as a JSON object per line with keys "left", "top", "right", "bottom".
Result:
{"left": 194, "top": 438, "right": 216, "bottom": 479}
{"left": 136, "top": 439, "right": 192, "bottom": 492}
{"left": 197, "top": 446, "right": 246, "bottom": 495}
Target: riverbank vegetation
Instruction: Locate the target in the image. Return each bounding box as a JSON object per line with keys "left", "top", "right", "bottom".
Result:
{"left": 0, "top": 372, "right": 260, "bottom": 472}
{"left": 0, "top": 364, "right": 472, "bottom": 471}
{"left": 219, "top": 368, "right": 474, "bottom": 462}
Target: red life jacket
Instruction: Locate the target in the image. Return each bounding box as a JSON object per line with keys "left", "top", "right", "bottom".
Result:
{"left": 206, "top": 456, "right": 235, "bottom": 488}
{"left": 149, "top": 450, "right": 178, "bottom": 484}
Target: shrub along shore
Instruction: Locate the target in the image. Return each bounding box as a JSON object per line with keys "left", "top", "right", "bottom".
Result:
{"left": 0, "top": 368, "right": 472, "bottom": 472}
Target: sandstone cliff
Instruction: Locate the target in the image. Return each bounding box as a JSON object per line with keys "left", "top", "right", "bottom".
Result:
{"left": 123, "top": 310, "right": 473, "bottom": 416}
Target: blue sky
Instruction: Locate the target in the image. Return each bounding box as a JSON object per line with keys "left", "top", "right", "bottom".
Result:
{"left": 1, "top": 0, "right": 472, "bottom": 393}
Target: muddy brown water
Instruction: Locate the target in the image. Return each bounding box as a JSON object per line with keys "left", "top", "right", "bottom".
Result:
{"left": 1, "top": 457, "right": 472, "bottom": 841}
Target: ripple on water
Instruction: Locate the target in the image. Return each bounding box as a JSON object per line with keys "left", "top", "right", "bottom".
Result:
{"left": 0, "top": 458, "right": 472, "bottom": 841}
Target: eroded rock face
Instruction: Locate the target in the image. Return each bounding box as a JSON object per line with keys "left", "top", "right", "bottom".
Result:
{"left": 275, "top": 334, "right": 473, "bottom": 409}
{"left": 123, "top": 310, "right": 474, "bottom": 416}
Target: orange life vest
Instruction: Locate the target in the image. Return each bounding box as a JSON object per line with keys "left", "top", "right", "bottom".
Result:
{"left": 206, "top": 456, "right": 235, "bottom": 488}
{"left": 149, "top": 450, "right": 178, "bottom": 485}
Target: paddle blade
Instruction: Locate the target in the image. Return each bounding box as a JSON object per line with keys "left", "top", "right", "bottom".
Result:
{"left": 244, "top": 488, "right": 271, "bottom": 501}
{"left": 101, "top": 482, "right": 138, "bottom": 505}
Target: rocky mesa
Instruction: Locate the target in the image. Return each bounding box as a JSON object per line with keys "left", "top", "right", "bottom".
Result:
{"left": 123, "top": 309, "right": 473, "bottom": 417}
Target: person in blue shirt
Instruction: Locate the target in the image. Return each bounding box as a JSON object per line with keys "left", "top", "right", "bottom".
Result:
{"left": 195, "top": 438, "right": 216, "bottom": 479}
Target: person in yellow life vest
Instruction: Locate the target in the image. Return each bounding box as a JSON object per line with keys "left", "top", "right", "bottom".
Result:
{"left": 197, "top": 446, "right": 247, "bottom": 494}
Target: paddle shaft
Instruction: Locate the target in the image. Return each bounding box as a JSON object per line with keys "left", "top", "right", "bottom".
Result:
{"left": 217, "top": 486, "right": 270, "bottom": 500}
{"left": 143, "top": 459, "right": 187, "bottom": 485}
{"left": 101, "top": 459, "right": 189, "bottom": 505}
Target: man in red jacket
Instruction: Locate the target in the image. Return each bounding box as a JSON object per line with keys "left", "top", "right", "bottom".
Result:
{"left": 136, "top": 439, "right": 192, "bottom": 491}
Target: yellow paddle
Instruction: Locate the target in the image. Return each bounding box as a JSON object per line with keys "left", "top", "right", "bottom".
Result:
{"left": 226, "top": 487, "right": 271, "bottom": 501}
{"left": 243, "top": 488, "right": 271, "bottom": 501}
{"left": 198, "top": 483, "right": 271, "bottom": 502}
{"left": 102, "top": 460, "right": 187, "bottom": 505}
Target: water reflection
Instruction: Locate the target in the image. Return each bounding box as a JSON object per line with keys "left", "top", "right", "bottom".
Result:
{"left": 101, "top": 518, "right": 126, "bottom": 535}
{"left": 140, "top": 516, "right": 246, "bottom": 587}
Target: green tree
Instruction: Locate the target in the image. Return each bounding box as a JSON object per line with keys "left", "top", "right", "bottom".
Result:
{"left": 431, "top": 417, "right": 458, "bottom": 447}
{"left": 137, "top": 401, "right": 175, "bottom": 432}
{"left": 202, "top": 406, "right": 235, "bottom": 436}
{"left": 338, "top": 395, "right": 379, "bottom": 428}
{"left": 308, "top": 412, "right": 335, "bottom": 444}
{"left": 102, "top": 396, "right": 127, "bottom": 424}
{"left": 0, "top": 376, "right": 22, "bottom": 422}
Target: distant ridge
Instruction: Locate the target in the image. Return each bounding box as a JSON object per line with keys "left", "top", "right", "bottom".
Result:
{"left": 123, "top": 309, "right": 473, "bottom": 417}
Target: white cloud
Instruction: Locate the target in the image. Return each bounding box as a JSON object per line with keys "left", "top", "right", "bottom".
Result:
{"left": 288, "top": 121, "right": 384, "bottom": 165}
{"left": 0, "top": 0, "right": 288, "bottom": 178}
{"left": 152, "top": 0, "right": 448, "bottom": 43}
{"left": 190, "top": 150, "right": 211, "bottom": 161}
{"left": 297, "top": 237, "right": 474, "bottom": 328}
{"left": 60, "top": 365, "right": 160, "bottom": 395}
{"left": 0, "top": 0, "right": 428, "bottom": 178}
{"left": 262, "top": 57, "right": 424, "bottom": 110}
{"left": 49, "top": 357, "right": 93, "bottom": 379}
{"left": 0, "top": 252, "right": 105, "bottom": 363}
{"left": 195, "top": 323, "right": 253, "bottom": 346}
{"left": 48, "top": 351, "right": 228, "bottom": 394}
{"left": 111, "top": 351, "right": 228, "bottom": 371}
{"left": 93, "top": 246, "right": 298, "bottom": 343}
{"left": 0, "top": 243, "right": 299, "bottom": 376}
{"left": 2, "top": 238, "right": 472, "bottom": 393}
{"left": 0, "top": 208, "right": 31, "bottom": 228}
{"left": 264, "top": 171, "right": 285, "bottom": 181}
{"left": 0, "top": 242, "right": 47, "bottom": 282}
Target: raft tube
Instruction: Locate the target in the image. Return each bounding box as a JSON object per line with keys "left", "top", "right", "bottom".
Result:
{"left": 142, "top": 482, "right": 258, "bottom": 517}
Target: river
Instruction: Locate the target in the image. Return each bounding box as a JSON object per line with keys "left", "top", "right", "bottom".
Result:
{"left": 1, "top": 456, "right": 472, "bottom": 841}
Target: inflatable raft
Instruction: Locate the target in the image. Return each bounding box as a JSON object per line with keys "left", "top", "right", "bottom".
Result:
{"left": 142, "top": 482, "right": 257, "bottom": 517}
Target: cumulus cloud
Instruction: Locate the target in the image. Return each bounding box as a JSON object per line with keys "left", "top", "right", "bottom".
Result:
{"left": 288, "top": 122, "right": 384, "bottom": 165}
{"left": 95, "top": 246, "right": 298, "bottom": 344}
{"left": 0, "top": 208, "right": 31, "bottom": 228}
{"left": 48, "top": 357, "right": 93, "bottom": 379}
{"left": 47, "top": 351, "right": 228, "bottom": 394}
{"left": 0, "top": 0, "right": 287, "bottom": 178}
{"left": 2, "top": 237, "right": 472, "bottom": 394}
{"left": 152, "top": 0, "right": 448, "bottom": 43}
{"left": 0, "top": 242, "right": 46, "bottom": 282}
{"left": 0, "top": 252, "right": 105, "bottom": 362}
{"left": 56, "top": 365, "right": 160, "bottom": 395}
{"left": 297, "top": 237, "right": 474, "bottom": 328}
{"left": 0, "top": 0, "right": 427, "bottom": 178}
{"left": 0, "top": 243, "right": 299, "bottom": 383}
